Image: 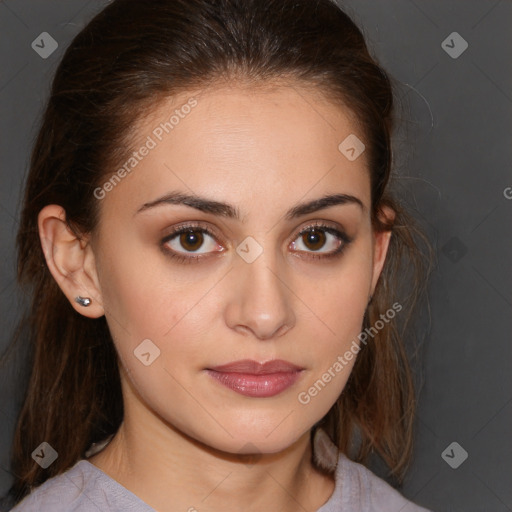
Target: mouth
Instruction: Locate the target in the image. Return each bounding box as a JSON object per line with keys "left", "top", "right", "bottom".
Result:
{"left": 205, "top": 359, "right": 304, "bottom": 398}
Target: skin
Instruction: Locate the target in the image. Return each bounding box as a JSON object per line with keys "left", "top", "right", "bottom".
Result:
{"left": 38, "top": 81, "right": 393, "bottom": 512}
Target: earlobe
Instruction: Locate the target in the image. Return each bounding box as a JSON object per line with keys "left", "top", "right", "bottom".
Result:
{"left": 38, "top": 204, "right": 104, "bottom": 318}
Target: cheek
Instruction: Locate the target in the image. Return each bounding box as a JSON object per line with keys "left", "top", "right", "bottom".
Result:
{"left": 294, "top": 240, "right": 373, "bottom": 402}
{"left": 96, "top": 243, "right": 222, "bottom": 384}
{"left": 310, "top": 241, "right": 373, "bottom": 339}
{"left": 100, "top": 266, "right": 205, "bottom": 353}
{"left": 304, "top": 272, "right": 367, "bottom": 377}
{"left": 95, "top": 228, "right": 189, "bottom": 335}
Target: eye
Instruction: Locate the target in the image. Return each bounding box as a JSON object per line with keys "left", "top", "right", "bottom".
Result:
{"left": 161, "top": 223, "right": 224, "bottom": 263}
{"left": 289, "top": 222, "right": 351, "bottom": 259}
{"left": 166, "top": 229, "right": 217, "bottom": 254}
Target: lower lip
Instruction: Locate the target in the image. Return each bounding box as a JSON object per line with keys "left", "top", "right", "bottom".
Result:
{"left": 205, "top": 370, "right": 302, "bottom": 397}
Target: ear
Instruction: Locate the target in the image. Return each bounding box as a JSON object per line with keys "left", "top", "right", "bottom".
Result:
{"left": 369, "top": 205, "right": 395, "bottom": 297}
{"left": 38, "top": 204, "right": 104, "bottom": 318}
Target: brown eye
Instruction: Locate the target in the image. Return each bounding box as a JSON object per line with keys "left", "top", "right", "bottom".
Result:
{"left": 301, "top": 229, "right": 327, "bottom": 251}
{"left": 163, "top": 226, "right": 222, "bottom": 258}
{"left": 290, "top": 224, "right": 350, "bottom": 259}
{"left": 179, "top": 230, "right": 204, "bottom": 251}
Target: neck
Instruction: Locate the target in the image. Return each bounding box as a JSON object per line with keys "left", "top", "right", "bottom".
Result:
{"left": 88, "top": 385, "right": 335, "bottom": 512}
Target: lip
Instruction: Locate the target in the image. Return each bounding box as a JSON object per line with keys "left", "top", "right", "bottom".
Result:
{"left": 205, "top": 359, "right": 304, "bottom": 397}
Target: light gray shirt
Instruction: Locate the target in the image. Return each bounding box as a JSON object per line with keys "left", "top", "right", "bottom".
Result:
{"left": 9, "top": 431, "right": 432, "bottom": 511}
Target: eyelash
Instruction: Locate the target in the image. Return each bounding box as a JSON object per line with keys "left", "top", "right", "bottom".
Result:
{"left": 160, "top": 221, "right": 352, "bottom": 264}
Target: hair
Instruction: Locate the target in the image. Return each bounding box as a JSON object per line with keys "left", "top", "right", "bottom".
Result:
{"left": 1, "top": 0, "right": 432, "bottom": 505}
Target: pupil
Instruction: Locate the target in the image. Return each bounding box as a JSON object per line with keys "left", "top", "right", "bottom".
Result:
{"left": 180, "top": 230, "right": 203, "bottom": 251}
{"left": 304, "top": 229, "right": 325, "bottom": 251}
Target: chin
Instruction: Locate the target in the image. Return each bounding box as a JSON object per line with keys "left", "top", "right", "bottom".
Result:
{"left": 185, "top": 415, "right": 312, "bottom": 457}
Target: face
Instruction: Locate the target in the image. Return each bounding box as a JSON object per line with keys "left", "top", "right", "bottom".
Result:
{"left": 77, "top": 82, "right": 390, "bottom": 454}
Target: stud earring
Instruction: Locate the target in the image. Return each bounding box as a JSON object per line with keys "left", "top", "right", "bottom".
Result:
{"left": 75, "top": 296, "right": 92, "bottom": 307}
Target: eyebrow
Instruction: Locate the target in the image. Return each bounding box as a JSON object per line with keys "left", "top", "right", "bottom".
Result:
{"left": 135, "top": 191, "right": 364, "bottom": 220}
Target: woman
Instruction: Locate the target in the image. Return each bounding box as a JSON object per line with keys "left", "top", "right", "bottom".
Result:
{"left": 3, "top": 0, "right": 432, "bottom": 510}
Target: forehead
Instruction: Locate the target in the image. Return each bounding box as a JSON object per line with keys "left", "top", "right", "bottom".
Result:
{"left": 99, "top": 82, "right": 371, "bottom": 220}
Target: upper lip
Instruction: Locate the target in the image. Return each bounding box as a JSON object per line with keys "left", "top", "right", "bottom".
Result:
{"left": 207, "top": 359, "right": 303, "bottom": 374}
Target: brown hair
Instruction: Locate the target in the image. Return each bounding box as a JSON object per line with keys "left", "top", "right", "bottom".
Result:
{"left": 1, "top": 0, "right": 432, "bottom": 505}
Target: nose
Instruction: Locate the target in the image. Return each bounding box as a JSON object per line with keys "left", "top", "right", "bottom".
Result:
{"left": 224, "top": 248, "right": 296, "bottom": 341}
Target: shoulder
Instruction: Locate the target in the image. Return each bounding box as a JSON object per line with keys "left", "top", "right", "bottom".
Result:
{"left": 333, "top": 453, "right": 433, "bottom": 512}
{"left": 313, "top": 428, "right": 432, "bottom": 512}
{"left": 8, "top": 460, "right": 153, "bottom": 512}
{"left": 9, "top": 460, "right": 105, "bottom": 512}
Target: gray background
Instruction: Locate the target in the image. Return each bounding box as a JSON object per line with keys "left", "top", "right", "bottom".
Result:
{"left": 0, "top": 1, "right": 511, "bottom": 511}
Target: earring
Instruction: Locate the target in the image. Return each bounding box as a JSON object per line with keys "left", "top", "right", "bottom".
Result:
{"left": 75, "top": 296, "right": 92, "bottom": 307}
